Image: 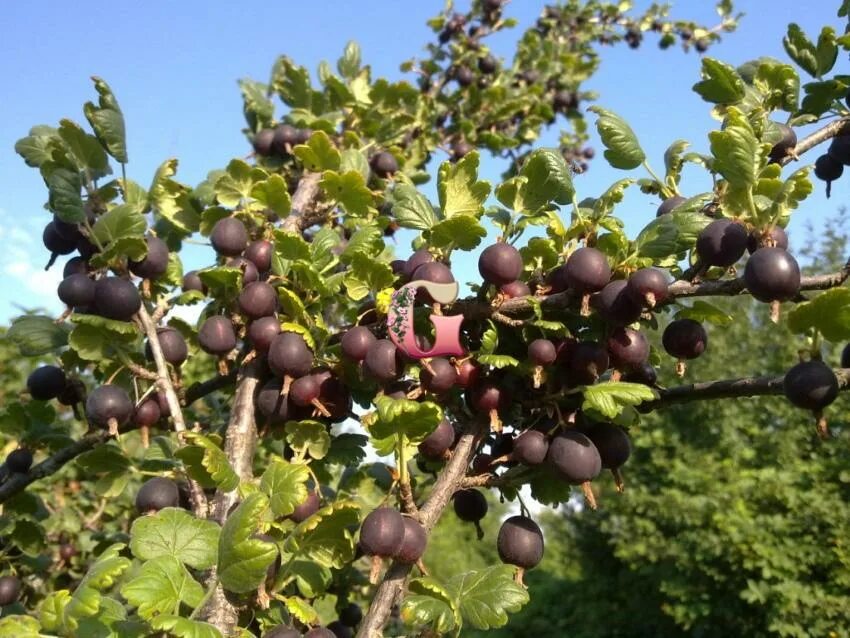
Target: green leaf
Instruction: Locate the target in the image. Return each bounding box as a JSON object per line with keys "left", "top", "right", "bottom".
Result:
{"left": 343, "top": 253, "right": 395, "bottom": 301}
{"left": 69, "top": 321, "right": 138, "bottom": 361}
{"left": 129, "top": 508, "right": 220, "bottom": 570}
{"left": 214, "top": 159, "right": 266, "bottom": 207}
{"left": 181, "top": 433, "right": 239, "bottom": 492}
{"left": 429, "top": 216, "right": 487, "bottom": 250}
{"left": 197, "top": 267, "right": 243, "bottom": 302}
{"left": 15, "top": 126, "right": 60, "bottom": 168}
{"left": 6, "top": 315, "right": 69, "bottom": 356}
{"left": 402, "top": 579, "right": 457, "bottom": 634}
{"left": 392, "top": 184, "right": 439, "bottom": 230}
{"left": 287, "top": 501, "right": 359, "bottom": 569}
{"left": 251, "top": 174, "right": 292, "bottom": 218}
{"left": 282, "top": 596, "right": 319, "bottom": 625}
{"left": 65, "top": 544, "right": 131, "bottom": 623}
{"left": 260, "top": 460, "right": 310, "bottom": 517}
{"left": 708, "top": 107, "right": 764, "bottom": 191}
{"left": 341, "top": 225, "right": 384, "bottom": 262}
{"left": 664, "top": 140, "right": 690, "bottom": 185}
{"left": 272, "top": 57, "right": 314, "bottom": 109}
{"left": 582, "top": 382, "right": 658, "bottom": 419}
{"left": 444, "top": 565, "right": 530, "bottom": 630}
{"left": 593, "top": 179, "right": 636, "bottom": 218}
{"left": 58, "top": 119, "right": 110, "bottom": 177}
{"left": 588, "top": 107, "right": 645, "bottom": 170}
{"left": 675, "top": 300, "right": 734, "bottom": 326}
{"left": 289, "top": 560, "right": 332, "bottom": 598}
{"left": 274, "top": 229, "right": 311, "bottom": 262}
{"left": 320, "top": 170, "right": 373, "bottom": 216}
{"left": 338, "top": 40, "right": 362, "bottom": 79}
{"left": 692, "top": 58, "right": 746, "bottom": 104}
{"left": 324, "top": 433, "right": 369, "bottom": 466}
{"left": 783, "top": 24, "right": 819, "bottom": 77}
{"left": 520, "top": 148, "right": 575, "bottom": 210}
{"left": 340, "top": 148, "right": 370, "bottom": 182}
{"left": 217, "top": 492, "right": 277, "bottom": 594}
{"left": 92, "top": 203, "right": 147, "bottom": 249}
{"left": 753, "top": 61, "right": 800, "bottom": 112}
{"left": 83, "top": 77, "right": 128, "bottom": 163}
{"left": 285, "top": 421, "right": 331, "bottom": 460}
{"left": 120, "top": 556, "right": 204, "bottom": 620}
{"left": 477, "top": 354, "right": 520, "bottom": 368}
{"left": 787, "top": 288, "right": 850, "bottom": 341}
{"left": 370, "top": 396, "right": 443, "bottom": 443}
{"left": 238, "top": 79, "right": 274, "bottom": 131}
{"left": 149, "top": 159, "right": 200, "bottom": 235}
{"left": 149, "top": 616, "right": 223, "bottom": 638}
{"left": 46, "top": 167, "right": 86, "bottom": 223}
{"left": 39, "top": 590, "right": 71, "bottom": 632}
{"left": 293, "top": 131, "right": 341, "bottom": 171}
{"left": 437, "top": 152, "right": 491, "bottom": 218}
{"left": 0, "top": 615, "right": 42, "bottom": 638}
{"left": 633, "top": 211, "right": 712, "bottom": 260}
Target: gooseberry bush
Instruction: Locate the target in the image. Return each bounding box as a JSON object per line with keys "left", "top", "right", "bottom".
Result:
{"left": 4, "top": 1, "right": 850, "bottom": 636}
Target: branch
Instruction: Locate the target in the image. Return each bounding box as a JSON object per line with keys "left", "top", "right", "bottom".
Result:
{"left": 781, "top": 117, "right": 850, "bottom": 166}
{"left": 357, "top": 422, "right": 482, "bottom": 638}
{"left": 281, "top": 172, "right": 332, "bottom": 233}
{"left": 184, "top": 370, "right": 238, "bottom": 405}
{"left": 640, "top": 367, "right": 850, "bottom": 411}
{"left": 136, "top": 303, "right": 209, "bottom": 518}
{"left": 0, "top": 431, "right": 110, "bottom": 505}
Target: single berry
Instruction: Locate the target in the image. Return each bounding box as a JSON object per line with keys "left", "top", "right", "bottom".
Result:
{"left": 553, "top": 90, "right": 578, "bottom": 112}
{"left": 360, "top": 507, "right": 405, "bottom": 557}
{"left": 743, "top": 247, "right": 801, "bottom": 302}
{"left": 453, "top": 489, "right": 487, "bottom": 521}
{"left": 145, "top": 327, "right": 188, "bottom": 366}
{"left": 129, "top": 236, "right": 170, "bottom": 280}
{"left": 263, "top": 626, "right": 301, "bottom": 638}
{"left": 364, "top": 339, "right": 402, "bottom": 383}
{"left": 662, "top": 319, "right": 707, "bottom": 360}
{"left": 747, "top": 226, "right": 789, "bottom": 254}
{"left": 842, "top": 344, "right": 850, "bottom": 368}
{"left": 326, "top": 622, "right": 352, "bottom": 638}
{"left": 783, "top": 360, "right": 839, "bottom": 411}
{"left": 133, "top": 399, "right": 162, "bottom": 428}
{"left": 696, "top": 219, "right": 748, "bottom": 267}
{"left": 394, "top": 517, "right": 427, "bottom": 563}
{"left": 418, "top": 419, "right": 454, "bottom": 460}
{"left": 547, "top": 430, "right": 601, "bottom": 484}
{"left": 182, "top": 270, "right": 207, "bottom": 294}
{"left": 478, "top": 54, "right": 498, "bottom": 74}
{"left": 226, "top": 257, "right": 260, "bottom": 286}
{"left": 513, "top": 430, "right": 549, "bottom": 466}
{"left": 252, "top": 129, "right": 275, "bottom": 156}
{"left": 456, "top": 359, "right": 481, "bottom": 388}
{"left": 94, "top": 277, "right": 141, "bottom": 321}
{"left": 768, "top": 123, "right": 797, "bottom": 163}
{"left": 566, "top": 341, "right": 609, "bottom": 385}
{"left": 623, "top": 362, "right": 658, "bottom": 386}
{"left": 290, "top": 491, "right": 321, "bottom": 523}
{"left": 815, "top": 154, "right": 843, "bottom": 197}
{"left": 466, "top": 380, "right": 508, "bottom": 412}
{"left": 238, "top": 281, "right": 278, "bottom": 319}
{"left": 607, "top": 327, "right": 649, "bottom": 369}
{"left": 370, "top": 152, "right": 399, "bottom": 179}
{"left": 86, "top": 385, "right": 134, "bottom": 430}
{"left": 6, "top": 448, "right": 33, "bottom": 473}
{"left": 564, "top": 247, "right": 611, "bottom": 294}
{"left": 0, "top": 576, "right": 21, "bottom": 606}
{"left": 420, "top": 357, "right": 458, "bottom": 394}
{"left": 452, "top": 140, "right": 474, "bottom": 161}
{"left": 403, "top": 249, "right": 435, "bottom": 279}
{"left": 245, "top": 239, "right": 273, "bottom": 272}
{"left": 248, "top": 316, "right": 281, "bottom": 353}
{"left": 497, "top": 515, "right": 544, "bottom": 570}
{"left": 590, "top": 279, "right": 643, "bottom": 326}
{"left": 528, "top": 339, "right": 557, "bottom": 366}
{"left": 478, "top": 243, "right": 523, "bottom": 286}
{"left": 656, "top": 195, "right": 686, "bottom": 217}
{"left": 57, "top": 273, "right": 95, "bottom": 309}
{"left": 198, "top": 316, "right": 237, "bottom": 355}
{"left": 582, "top": 422, "right": 631, "bottom": 469}
{"left": 272, "top": 124, "right": 299, "bottom": 155}
{"left": 211, "top": 218, "right": 249, "bottom": 256}
{"left": 59, "top": 543, "right": 77, "bottom": 561}
{"left": 454, "top": 66, "right": 475, "bottom": 87}
{"left": 269, "top": 332, "right": 313, "bottom": 378}
{"left": 339, "top": 603, "right": 363, "bottom": 627}
{"left": 63, "top": 256, "right": 89, "bottom": 278}
{"left": 500, "top": 280, "right": 531, "bottom": 298}
{"left": 43, "top": 222, "right": 77, "bottom": 257}
{"left": 828, "top": 135, "right": 850, "bottom": 166}
{"left": 27, "top": 365, "right": 66, "bottom": 401}
{"left": 135, "top": 477, "right": 180, "bottom": 513}
{"left": 341, "top": 326, "right": 376, "bottom": 361}
{"left": 626, "top": 268, "right": 668, "bottom": 308}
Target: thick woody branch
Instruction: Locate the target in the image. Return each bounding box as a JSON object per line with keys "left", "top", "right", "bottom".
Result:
{"left": 0, "top": 431, "right": 110, "bottom": 505}
{"left": 640, "top": 367, "right": 850, "bottom": 411}
{"left": 184, "top": 370, "right": 238, "bottom": 405}
{"left": 136, "top": 303, "right": 209, "bottom": 518}
{"left": 357, "top": 423, "right": 481, "bottom": 638}
{"left": 281, "top": 172, "right": 333, "bottom": 233}
{"left": 781, "top": 117, "right": 850, "bottom": 166}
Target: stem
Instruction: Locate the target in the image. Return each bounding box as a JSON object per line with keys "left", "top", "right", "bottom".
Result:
{"left": 190, "top": 579, "right": 219, "bottom": 620}
{"left": 642, "top": 161, "right": 670, "bottom": 198}
{"left": 397, "top": 434, "right": 409, "bottom": 486}
{"left": 136, "top": 303, "right": 208, "bottom": 518}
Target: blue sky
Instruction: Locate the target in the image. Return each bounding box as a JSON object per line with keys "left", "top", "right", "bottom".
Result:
{"left": 0, "top": 0, "right": 845, "bottom": 324}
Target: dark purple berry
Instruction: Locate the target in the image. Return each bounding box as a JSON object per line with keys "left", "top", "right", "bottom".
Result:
{"left": 662, "top": 319, "right": 707, "bottom": 360}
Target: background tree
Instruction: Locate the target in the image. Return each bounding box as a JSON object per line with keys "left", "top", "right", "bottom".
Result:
{"left": 3, "top": 1, "right": 850, "bottom": 638}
